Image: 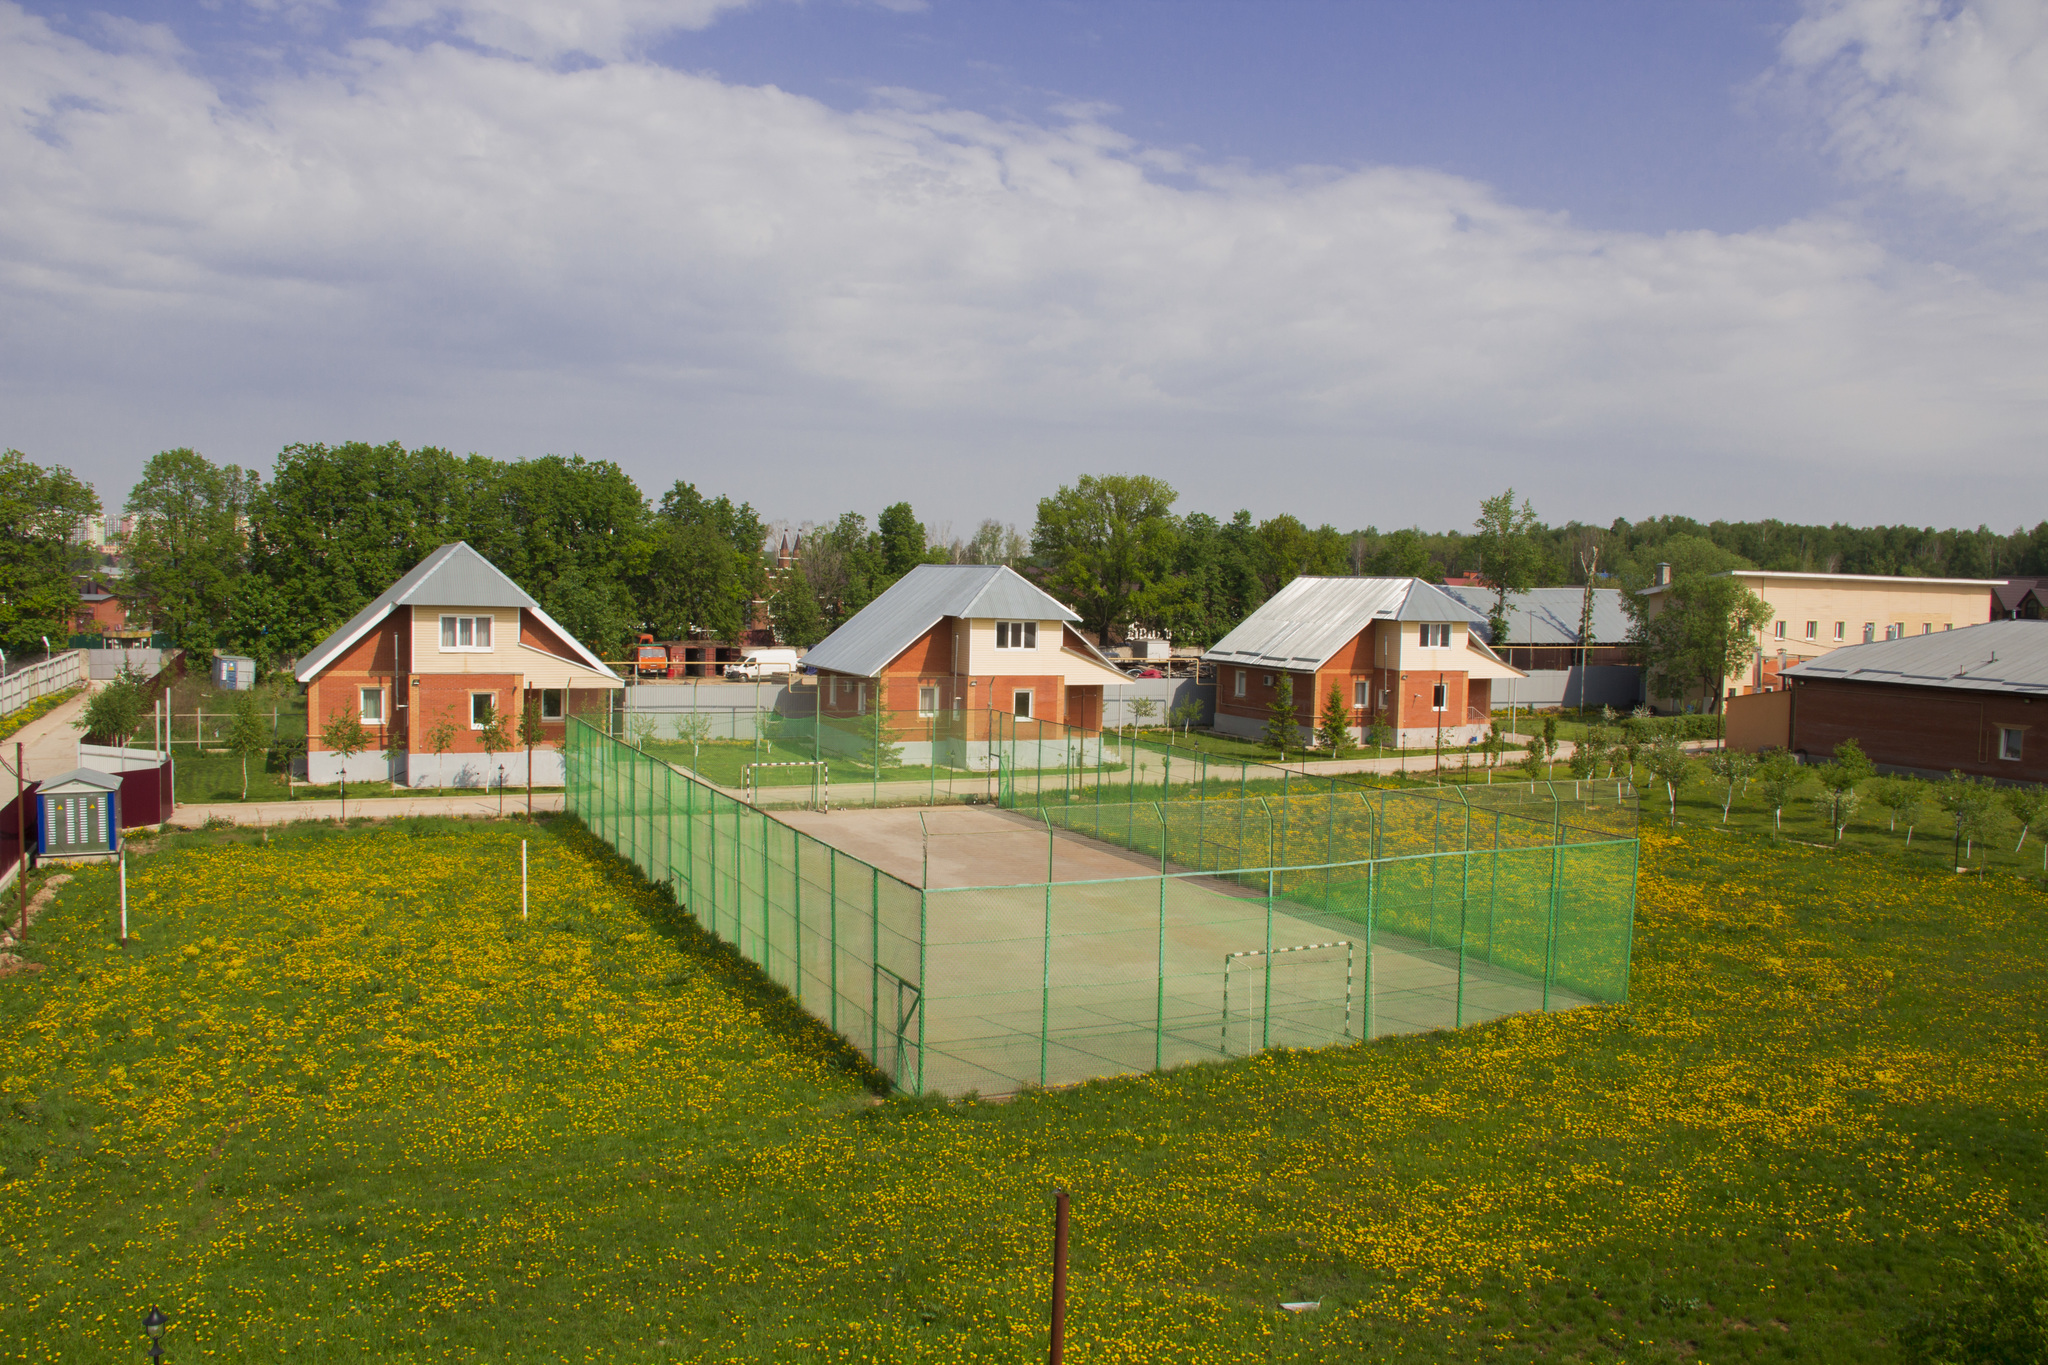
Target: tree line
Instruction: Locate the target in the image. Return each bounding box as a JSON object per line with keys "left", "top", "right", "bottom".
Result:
{"left": 5, "top": 443, "right": 2045, "bottom": 669}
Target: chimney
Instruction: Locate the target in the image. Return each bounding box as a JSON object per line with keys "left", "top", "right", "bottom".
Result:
{"left": 1655, "top": 562, "right": 1671, "bottom": 587}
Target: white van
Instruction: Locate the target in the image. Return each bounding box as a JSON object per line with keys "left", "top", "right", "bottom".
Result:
{"left": 723, "top": 647, "right": 801, "bottom": 680}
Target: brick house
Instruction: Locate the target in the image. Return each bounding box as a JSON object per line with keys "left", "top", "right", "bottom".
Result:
{"left": 1738, "top": 619, "right": 2048, "bottom": 782}
{"left": 1203, "top": 577, "right": 1523, "bottom": 749}
{"left": 802, "top": 564, "right": 1132, "bottom": 764}
{"left": 294, "top": 542, "right": 622, "bottom": 786}
{"left": 72, "top": 576, "right": 128, "bottom": 636}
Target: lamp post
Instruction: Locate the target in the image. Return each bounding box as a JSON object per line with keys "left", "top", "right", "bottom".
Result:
{"left": 143, "top": 1306, "right": 166, "bottom": 1360}
{"left": 497, "top": 764, "right": 505, "bottom": 817}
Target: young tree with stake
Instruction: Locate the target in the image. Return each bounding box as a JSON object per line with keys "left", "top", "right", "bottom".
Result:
{"left": 319, "top": 708, "right": 370, "bottom": 818}
{"left": 1754, "top": 750, "right": 1801, "bottom": 835}
{"left": 2005, "top": 784, "right": 2048, "bottom": 860}
{"left": 1644, "top": 735, "right": 1693, "bottom": 827}
{"left": 424, "top": 707, "right": 459, "bottom": 791}
{"left": 225, "top": 692, "right": 268, "bottom": 801}
{"left": 518, "top": 692, "right": 547, "bottom": 818}
{"left": 1868, "top": 775, "right": 1924, "bottom": 841}
{"left": 476, "top": 700, "right": 514, "bottom": 811}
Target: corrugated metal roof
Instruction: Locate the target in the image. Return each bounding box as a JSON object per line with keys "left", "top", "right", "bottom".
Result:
{"left": 296, "top": 542, "right": 616, "bottom": 683}
{"left": 1202, "top": 577, "right": 1473, "bottom": 669}
{"left": 1781, "top": 619, "right": 2048, "bottom": 694}
{"left": 804, "top": 564, "right": 1082, "bottom": 678}
{"left": 1439, "top": 585, "right": 1630, "bottom": 646}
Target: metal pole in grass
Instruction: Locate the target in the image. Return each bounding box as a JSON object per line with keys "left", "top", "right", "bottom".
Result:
{"left": 869, "top": 866, "right": 880, "bottom": 1066}
{"left": 828, "top": 847, "right": 839, "bottom": 1033}
{"left": 119, "top": 849, "right": 128, "bottom": 946}
{"left": 521, "top": 839, "right": 528, "bottom": 921}
{"left": 1262, "top": 868, "right": 1275, "bottom": 1051}
{"left": 1040, "top": 807, "right": 1053, "bottom": 1088}
{"left": 16, "top": 740, "right": 24, "bottom": 940}
{"left": 1048, "top": 1188, "right": 1070, "bottom": 1365}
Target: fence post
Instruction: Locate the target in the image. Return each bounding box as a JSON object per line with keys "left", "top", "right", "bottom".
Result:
{"left": 1544, "top": 840, "right": 1562, "bottom": 1011}
{"left": 869, "top": 866, "right": 881, "bottom": 1069}
{"left": 916, "top": 885, "right": 927, "bottom": 1095}
{"left": 1041, "top": 810, "right": 1054, "bottom": 1089}
{"left": 1261, "top": 869, "right": 1275, "bottom": 1051}
{"left": 1155, "top": 870, "right": 1167, "bottom": 1073}
{"left": 793, "top": 834, "right": 803, "bottom": 1006}
{"left": 1365, "top": 860, "right": 1376, "bottom": 1039}
{"left": 829, "top": 848, "right": 839, "bottom": 1033}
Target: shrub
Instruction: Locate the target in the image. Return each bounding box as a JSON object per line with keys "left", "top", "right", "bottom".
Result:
{"left": 1900, "top": 1220, "right": 2048, "bottom": 1365}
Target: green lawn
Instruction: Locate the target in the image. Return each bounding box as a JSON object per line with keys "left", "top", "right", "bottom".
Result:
{"left": 1126, "top": 725, "right": 1405, "bottom": 766}
{"left": 640, "top": 736, "right": 966, "bottom": 789}
{"left": 2, "top": 816, "right": 2042, "bottom": 1360}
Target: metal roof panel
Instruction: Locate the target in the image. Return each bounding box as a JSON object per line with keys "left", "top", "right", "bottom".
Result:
{"left": 1781, "top": 619, "right": 2048, "bottom": 694}
{"left": 804, "top": 564, "right": 1081, "bottom": 678}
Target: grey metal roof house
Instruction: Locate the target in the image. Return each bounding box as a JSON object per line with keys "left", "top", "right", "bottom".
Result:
{"left": 294, "top": 542, "right": 616, "bottom": 683}
{"left": 1438, "top": 586, "right": 1630, "bottom": 647}
{"left": 805, "top": 564, "right": 1122, "bottom": 679}
{"left": 1204, "top": 577, "right": 1513, "bottom": 671}
{"left": 1781, "top": 618, "right": 2048, "bottom": 695}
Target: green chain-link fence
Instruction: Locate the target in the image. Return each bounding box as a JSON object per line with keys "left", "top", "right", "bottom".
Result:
{"left": 569, "top": 718, "right": 1638, "bottom": 1095}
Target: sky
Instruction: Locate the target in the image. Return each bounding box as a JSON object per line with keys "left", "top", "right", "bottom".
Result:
{"left": 3, "top": 0, "right": 2046, "bottom": 537}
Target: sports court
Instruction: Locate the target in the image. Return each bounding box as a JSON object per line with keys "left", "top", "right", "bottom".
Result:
{"left": 568, "top": 721, "right": 1636, "bottom": 1097}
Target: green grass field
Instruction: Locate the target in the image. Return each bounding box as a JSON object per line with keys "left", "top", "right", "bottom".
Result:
{"left": 2, "top": 816, "right": 2042, "bottom": 1362}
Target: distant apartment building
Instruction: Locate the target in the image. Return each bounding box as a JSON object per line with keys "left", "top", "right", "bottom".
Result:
{"left": 1639, "top": 569, "right": 2005, "bottom": 708}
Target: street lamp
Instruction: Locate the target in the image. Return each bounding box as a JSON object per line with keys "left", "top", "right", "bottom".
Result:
{"left": 497, "top": 764, "right": 506, "bottom": 817}
{"left": 143, "top": 1307, "right": 166, "bottom": 1360}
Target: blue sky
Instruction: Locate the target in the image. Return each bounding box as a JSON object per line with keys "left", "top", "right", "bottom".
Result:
{"left": 3, "top": 0, "right": 2045, "bottom": 536}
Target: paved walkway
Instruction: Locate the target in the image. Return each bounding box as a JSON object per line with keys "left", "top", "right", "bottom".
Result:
{"left": 4, "top": 683, "right": 101, "bottom": 781}
{"left": 165, "top": 791, "right": 564, "bottom": 828}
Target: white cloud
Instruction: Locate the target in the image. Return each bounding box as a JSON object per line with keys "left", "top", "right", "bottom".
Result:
{"left": 1780, "top": 0, "right": 2048, "bottom": 233}
{"left": 0, "top": 1, "right": 2044, "bottom": 528}
{"left": 367, "top": 0, "right": 758, "bottom": 60}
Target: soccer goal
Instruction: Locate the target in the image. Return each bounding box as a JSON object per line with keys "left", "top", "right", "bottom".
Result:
{"left": 740, "top": 760, "right": 829, "bottom": 811}
{"left": 1220, "top": 940, "right": 1355, "bottom": 1058}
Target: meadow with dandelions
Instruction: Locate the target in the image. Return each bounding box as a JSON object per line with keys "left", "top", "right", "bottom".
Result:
{"left": 1, "top": 815, "right": 2044, "bottom": 1363}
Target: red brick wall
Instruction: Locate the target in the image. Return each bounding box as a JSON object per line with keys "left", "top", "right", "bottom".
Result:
{"left": 1214, "top": 664, "right": 1316, "bottom": 728}
{"left": 1789, "top": 678, "right": 2047, "bottom": 782}
{"left": 306, "top": 622, "right": 401, "bottom": 755}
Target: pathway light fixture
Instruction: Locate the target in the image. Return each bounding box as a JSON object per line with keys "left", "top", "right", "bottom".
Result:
{"left": 143, "top": 1307, "right": 166, "bottom": 1361}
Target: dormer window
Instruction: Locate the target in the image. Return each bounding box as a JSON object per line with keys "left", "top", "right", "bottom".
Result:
{"left": 995, "top": 621, "right": 1038, "bottom": 650}
{"left": 440, "top": 614, "right": 493, "bottom": 651}
{"left": 1418, "top": 624, "right": 1450, "bottom": 648}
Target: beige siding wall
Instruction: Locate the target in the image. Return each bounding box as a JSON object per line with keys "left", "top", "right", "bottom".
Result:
{"left": 411, "top": 607, "right": 524, "bottom": 675}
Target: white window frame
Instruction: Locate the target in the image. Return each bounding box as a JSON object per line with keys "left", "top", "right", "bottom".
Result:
{"left": 1999, "top": 726, "right": 2024, "bottom": 762}
{"left": 540, "top": 688, "right": 564, "bottom": 721}
{"left": 1352, "top": 679, "right": 1369, "bottom": 708}
{"left": 439, "top": 613, "right": 494, "bottom": 652}
{"left": 470, "top": 691, "right": 497, "bottom": 730}
{"left": 994, "top": 621, "right": 1039, "bottom": 650}
{"left": 1418, "top": 623, "right": 1450, "bottom": 648}
{"left": 1430, "top": 682, "right": 1448, "bottom": 713}
{"left": 1805, "top": 621, "right": 1818, "bottom": 640}
{"left": 856, "top": 684, "right": 867, "bottom": 716}
{"left": 359, "top": 685, "right": 384, "bottom": 723}
{"left": 1833, "top": 621, "right": 1846, "bottom": 641}
{"left": 1261, "top": 674, "right": 1274, "bottom": 688}
{"left": 1922, "top": 623, "right": 1933, "bottom": 635}
{"left": 1012, "top": 688, "right": 1033, "bottom": 719}
{"left": 1774, "top": 621, "right": 1786, "bottom": 639}
{"left": 917, "top": 685, "right": 938, "bottom": 718}
{"left": 1234, "top": 670, "right": 1247, "bottom": 698}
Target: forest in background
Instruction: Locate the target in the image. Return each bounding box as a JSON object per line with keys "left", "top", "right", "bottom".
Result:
{"left": 6, "top": 442, "right": 2046, "bottom": 663}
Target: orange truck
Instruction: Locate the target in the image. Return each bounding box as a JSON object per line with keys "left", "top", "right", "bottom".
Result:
{"left": 633, "top": 635, "right": 672, "bottom": 678}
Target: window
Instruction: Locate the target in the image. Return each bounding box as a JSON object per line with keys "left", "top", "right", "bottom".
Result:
{"left": 1353, "top": 680, "right": 1369, "bottom": 708}
{"left": 856, "top": 684, "right": 867, "bottom": 716}
{"left": 470, "top": 692, "right": 497, "bottom": 729}
{"left": 1262, "top": 674, "right": 1274, "bottom": 687}
{"left": 952, "top": 697, "right": 962, "bottom": 719}
{"left": 1774, "top": 621, "right": 1786, "bottom": 639}
{"left": 2000, "top": 727, "right": 2025, "bottom": 762}
{"left": 1234, "top": 670, "right": 1246, "bottom": 698}
{"left": 1884, "top": 624, "right": 1900, "bottom": 641}
{"left": 1805, "top": 621, "right": 1818, "bottom": 640}
{"left": 540, "top": 688, "right": 564, "bottom": 721}
{"left": 439, "top": 614, "right": 493, "bottom": 651}
{"left": 1943, "top": 622, "right": 1953, "bottom": 631}
{"left": 995, "top": 621, "right": 1038, "bottom": 650}
{"left": 1833, "top": 622, "right": 1846, "bottom": 641}
{"left": 1012, "top": 689, "right": 1032, "bottom": 719}
{"left": 1430, "top": 683, "right": 1448, "bottom": 712}
{"left": 1923, "top": 623, "right": 1933, "bottom": 635}
{"left": 1418, "top": 623, "right": 1450, "bottom": 648}
{"left": 917, "top": 686, "right": 938, "bottom": 717}
{"left": 359, "top": 686, "right": 383, "bottom": 723}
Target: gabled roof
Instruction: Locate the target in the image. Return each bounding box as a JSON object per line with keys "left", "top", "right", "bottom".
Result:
{"left": 1203, "top": 577, "right": 1476, "bottom": 670}
{"left": 1439, "top": 585, "right": 1630, "bottom": 647}
{"left": 1782, "top": 619, "right": 2048, "bottom": 695}
{"left": 295, "top": 542, "right": 617, "bottom": 682}
{"left": 39, "top": 767, "right": 124, "bottom": 792}
{"left": 805, "top": 564, "right": 1085, "bottom": 678}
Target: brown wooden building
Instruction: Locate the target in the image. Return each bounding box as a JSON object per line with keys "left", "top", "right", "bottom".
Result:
{"left": 1732, "top": 619, "right": 2048, "bottom": 783}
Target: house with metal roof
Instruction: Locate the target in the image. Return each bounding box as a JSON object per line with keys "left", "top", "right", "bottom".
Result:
{"left": 1203, "top": 577, "right": 1523, "bottom": 748}
{"left": 803, "top": 564, "right": 1130, "bottom": 763}
{"left": 1727, "top": 618, "right": 2048, "bottom": 781}
{"left": 1439, "top": 585, "right": 1640, "bottom": 710}
{"left": 295, "top": 542, "right": 622, "bottom": 787}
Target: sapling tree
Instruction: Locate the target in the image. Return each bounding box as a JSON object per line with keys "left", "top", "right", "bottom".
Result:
{"left": 627, "top": 709, "right": 660, "bottom": 749}
{"left": 1868, "top": 775, "right": 1924, "bottom": 840}
{"left": 1616, "top": 716, "right": 1647, "bottom": 784}
{"left": 1935, "top": 771, "right": 2000, "bottom": 865}
{"left": 2004, "top": 784, "right": 2048, "bottom": 857}
{"left": 1707, "top": 749, "right": 1758, "bottom": 823}
{"left": 475, "top": 701, "right": 514, "bottom": 811}
{"left": 424, "top": 707, "right": 459, "bottom": 791}
{"left": 1643, "top": 735, "right": 1693, "bottom": 826}
{"left": 318, "top": 707, "right": 370, "bottom": 818}
{"left": 225, "top": 691, "right": 268, "bottom": 801}
{"left": 1518, "top": 740, "right": 1547, "bottom": 781}
{"left": 1755, "top": 750, "right": 1802, "bottom": 835}
{"left": 75, "top": 672, "right": 146, "bottom": 747}
{"left": 1127, "top": 696, "right": 1159, "bottom": 741}
{"left": 518, "top": 693, "right": 548, "bottom": 817}
{"left": 1262, "top": 675, "right": 1298, "bottom": 759}
{"left": 1317, "top": 685, "right": 1355, "bottom": 759}
{"left": 1367, "top": 711, "right": 1393, "bottom": 757}
{"left": 672, "top": 711, "right": 713, "bottom": 771}
{"left": 1168, "top": 697, "right": 1201, "bottom": 739}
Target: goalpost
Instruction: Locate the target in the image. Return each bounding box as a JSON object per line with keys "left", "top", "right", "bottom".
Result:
{"left": 740, "top": 760, "right": 829, "bottom": 811}
{"left": 1221, "top": 940, "right": 1354, "bottom": 1056}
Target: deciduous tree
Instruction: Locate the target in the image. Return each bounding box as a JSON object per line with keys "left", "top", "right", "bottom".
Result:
{"left": 1032, "top": 474, "right": 1178, "bottom": 645}
{"left": 1473, "top": 489, "right": 1540, "bottom": 644}
{"left": 123, "top": 448, "right": 252, "bottom": 649}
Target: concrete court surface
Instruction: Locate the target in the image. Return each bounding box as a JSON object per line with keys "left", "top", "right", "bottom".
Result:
{"left": 773, "top": 803, "right": 1591, "bottom": 1095}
